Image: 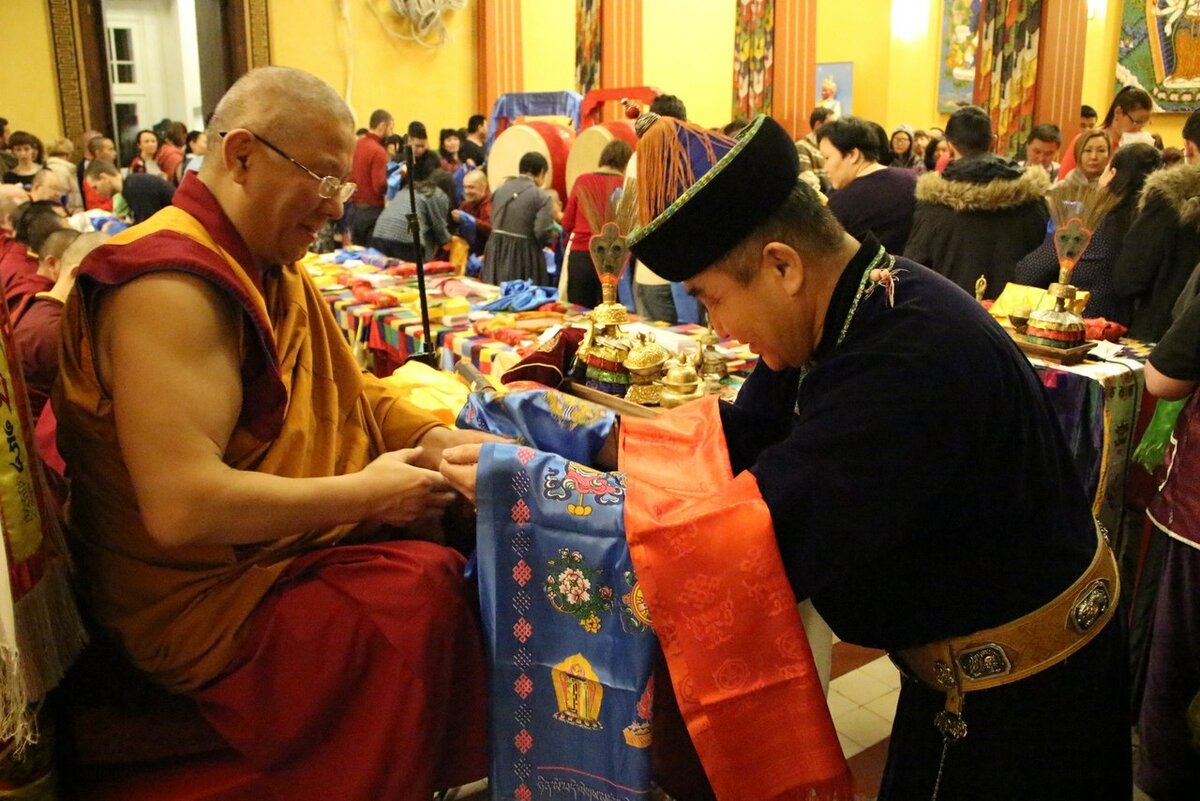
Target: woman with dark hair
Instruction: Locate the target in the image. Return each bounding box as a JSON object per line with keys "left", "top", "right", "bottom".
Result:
{"left": 816, "top": 116, "right": 917, "bottom": 253}
{"left": 1060, "top": 85, "right": 1152, "bottom": 179}
{"left": 887, "top": 127, "right": 919, "bottom": 169}
{"left": 128, "top": 129, "right": 162, "bottom": 177}
{"left": 181, "top": 130, "right": 207, "bottom": 176}
{"left": 438, "top": 129, "right": 462, "bottom": 171}
{"left": 156, "top": 121, "right": 187, "bottom": 185}
{"left": 560, "top": 138, "right": 633, "bottom": 307}
{"left": 2, "top": 131, "right": 45, "bottom": 188}
{"left": 920, "top": 136, "right": 949, "bottom": 174}
{"left": 1015, "top": 142, "right": 1162, "bottom": 322}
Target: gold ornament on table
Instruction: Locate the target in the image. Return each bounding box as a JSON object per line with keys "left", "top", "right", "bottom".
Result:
{"left": 623, "top": 333, "right": 669, "bottom": 406}
{"left": 659, "top": 351, "right": 705, "bottom": 409}
{"left": 574, "top": 221, "right": 635, "bottom": 396}
{"left": 698, "top": 323, "right": 729, "bottom": 392}
{"left": 1024, "top": 184, "right": 1118, "bottom": 350}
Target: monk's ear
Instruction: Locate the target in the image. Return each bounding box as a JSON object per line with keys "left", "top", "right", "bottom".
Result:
{"left": 41, "top": 255, "right": 61, "bottom": 280}
{"left": 220, "top": 130, "right": 254, "bottom": 183}
{"left": 762, "top": 241, "right": 804, "bottom": 297}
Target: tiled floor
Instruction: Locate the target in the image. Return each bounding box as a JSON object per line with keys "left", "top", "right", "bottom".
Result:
{"left": 826, "top": 640, "right": 896, "bottom": 798}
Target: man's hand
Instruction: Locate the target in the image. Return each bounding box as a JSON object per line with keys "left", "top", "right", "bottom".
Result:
{"left": 450, "top": 209, "right": 462, "bottom": 223}
{"left": 359, "top": 447, "right": 457, "bottom": 526}
{"left": 414, "top": 427, "right": 507, "bottom": 471}
{"left": 440, "top": 444, "right": 485, "bottom": 506}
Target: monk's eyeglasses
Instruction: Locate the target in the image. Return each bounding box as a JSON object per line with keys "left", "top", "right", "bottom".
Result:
{"left": 219, "top": 130, "right": 357, "bottom": 203}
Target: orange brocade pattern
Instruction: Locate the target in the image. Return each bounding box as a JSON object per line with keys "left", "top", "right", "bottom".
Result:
{"left": 620, "top": 396, "right": 852, "bottom": 800}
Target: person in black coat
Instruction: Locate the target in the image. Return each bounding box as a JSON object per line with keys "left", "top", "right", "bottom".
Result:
{"left": 1015, "top": 143, "right": 1163, "bottom": 323}
{"left": 904, "top": 105, "right": 1050, "bottom": 299}
{"left": 1114, "top": 110, "right": 1200, "bottom": 341}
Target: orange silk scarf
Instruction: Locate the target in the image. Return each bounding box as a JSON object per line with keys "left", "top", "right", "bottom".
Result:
{"left": 621, "top": 396, "right": 852, "bottom": 800}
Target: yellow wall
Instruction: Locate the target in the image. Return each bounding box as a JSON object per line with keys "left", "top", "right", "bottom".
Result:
{"left": 885, "top": 0, "right": 944, "bottom": 132}
{"left": 643, "top": 0, "right": 737, "bottom": 129}
{"left": 818, "top": 0, "right": 892, "bottom": 126}
{"left": 1, "top": 0, "right": 63, "bottom": 142}
{"left": 1080, "top": 0, "right": 1187, "bottom": 147}
{"left": 521, "top": 0, "right": 576, "bottom": 93}
{"left": 268, "top": 0, "right": 480, "bottom": 133}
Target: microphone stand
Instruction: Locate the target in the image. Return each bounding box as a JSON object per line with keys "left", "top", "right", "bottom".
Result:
{"left": 404, "top": 146, "right": 438, "bottom": 368}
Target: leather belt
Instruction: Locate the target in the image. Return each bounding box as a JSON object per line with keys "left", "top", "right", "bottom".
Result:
{"left": 893, "top": 524, "right": 1118, "bottom": 742}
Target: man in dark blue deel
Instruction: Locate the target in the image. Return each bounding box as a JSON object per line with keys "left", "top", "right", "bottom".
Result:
{"left": 446, "top": 111, "right": 1131, "bottom": 800}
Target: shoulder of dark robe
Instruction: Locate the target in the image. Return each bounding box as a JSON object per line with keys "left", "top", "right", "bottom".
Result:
{"left": 719, "top": 257, "right": 1097, "bottom": 649}
{"left": 1137, "top": 162, "right": 1200, "bottom": 228}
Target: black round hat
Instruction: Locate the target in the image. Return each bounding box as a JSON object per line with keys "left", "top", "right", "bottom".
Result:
{"left": 627, "top": 114, "right": 800, "bottom": 282}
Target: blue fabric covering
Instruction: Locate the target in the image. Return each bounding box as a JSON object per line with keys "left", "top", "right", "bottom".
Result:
{"left": 332, "top": 247, "right": 386, "bottom": 264}
{"left": 474, "top": 440, "right": 656, "bottom": 801}
{"left": 385, "top": 161, "right": 403, "bottom": 201}
{"left": 457, "top": 388, "right": 614, "bottom": 465}
{"left": 486, "top": 92, "right": 584, "bottom": 151}
{"left": 477, "top": 279, "right": 559, "bottom": 312}
{"left": 456, "top": 210, "right": 479, "bottom": 247}
{"left": 466, "top": 253, "right": 483, "bottom": 277}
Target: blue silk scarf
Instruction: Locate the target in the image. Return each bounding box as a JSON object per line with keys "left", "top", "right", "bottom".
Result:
{"left": 464, "top": 390, "right": 657, "bottom": 801}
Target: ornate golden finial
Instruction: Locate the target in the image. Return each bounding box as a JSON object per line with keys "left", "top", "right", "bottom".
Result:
{"left": 589, "top": 221, "right": 631, "bottom": 326}
{"left": 974, "top": 275, "right": 987, "bottom": 302}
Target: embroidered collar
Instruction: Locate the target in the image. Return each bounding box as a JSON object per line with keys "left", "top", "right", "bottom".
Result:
{"left": 811, "top": 234, "right": 890, "bottom": 364}
{"left": 795, "top": 235, "right": 899, "bottom": 413}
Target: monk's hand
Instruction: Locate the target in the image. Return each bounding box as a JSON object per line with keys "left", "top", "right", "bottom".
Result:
{"left": 414, "top": 427, "right": 508, "bottom": 471}
{"left": 360, "top": 447, "right": 457, "bottom": 526}
{"left": 440, "top": 444, "right": 485, "bottom": 506}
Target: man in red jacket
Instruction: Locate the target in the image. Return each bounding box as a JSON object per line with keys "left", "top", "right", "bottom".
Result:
{"left": 345, "top": 108, "right": 393, "bottom": 246}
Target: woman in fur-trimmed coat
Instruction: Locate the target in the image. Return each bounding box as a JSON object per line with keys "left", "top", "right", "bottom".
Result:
{"left": 1113, "top": 164, "right": 1200, "bottom": 342}
{"left": 903, "top": 156, "right": 1051, "bottom": 299}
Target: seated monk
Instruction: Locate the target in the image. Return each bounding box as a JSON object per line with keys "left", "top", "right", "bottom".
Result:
{"left": 52, "top": 66, "right": 495, "bottom": 800}
{"left": 451, "top": 168, "right": 492, "bottom": 255}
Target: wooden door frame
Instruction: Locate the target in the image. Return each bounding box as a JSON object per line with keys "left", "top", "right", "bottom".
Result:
{"left": 47, "top": 0, "right": 272, "bottom": 141}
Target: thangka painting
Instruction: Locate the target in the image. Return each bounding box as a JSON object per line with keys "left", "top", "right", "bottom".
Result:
{"left": 975, "top": 0, "right": 1041, "bottom": 158}
{"left": 575, "top": 0, "right": 601, "bottom": 96}
{"left": 1118, "top": 1, "right": 1200, "bottom": 111}
{"left": 938, "top": 0, "right": 983, "bottom": 112}
{"left": 733, "top": 0, "right": 775, "bottom": 119}
{"left": 815, "top": 63, "right": 853, "bottom": 118}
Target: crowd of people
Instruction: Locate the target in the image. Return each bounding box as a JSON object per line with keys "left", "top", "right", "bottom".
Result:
{"left": 3, "top": 67, "right": 1200, "bottom": 800}
{"left": 777, "top": 87, "right": 1200, "bottom": 346}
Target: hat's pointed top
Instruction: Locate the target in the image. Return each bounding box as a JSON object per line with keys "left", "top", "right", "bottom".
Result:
{"left": 633, "top": 116, "right": 737, "bottom": 226}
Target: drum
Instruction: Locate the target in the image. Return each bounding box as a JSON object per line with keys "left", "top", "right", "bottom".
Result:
{"left": 565, "top": 120, "right": 638, "bottom": 195}
{"left": 487, "top": 120, "right": 576, "bottom": 203}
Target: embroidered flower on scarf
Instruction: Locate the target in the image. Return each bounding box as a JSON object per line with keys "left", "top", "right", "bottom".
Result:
{"left": 545, "top": 554, "right": 614, "bottom": 633}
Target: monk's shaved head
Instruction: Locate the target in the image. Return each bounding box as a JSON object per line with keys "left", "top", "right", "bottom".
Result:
{"left": 204, "top": 66, "right": 355, "bottom": 176}
{"left": 198, "top": 66, "right": 356, "bottom": 269}
{"left": 62, "top": 231, "right": 111, "bottom": 269}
